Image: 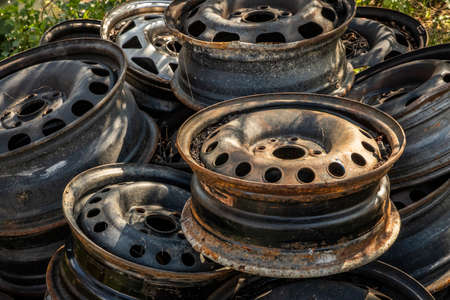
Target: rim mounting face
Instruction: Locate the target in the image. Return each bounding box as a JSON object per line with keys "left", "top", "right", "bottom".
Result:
{"left": 101, "top": 1, "right": 183, "bottom": 113}
{"left": 166, "top": 0, "right": 356, "bottom": 110}
{"left": 176, "top": 93, "right": 405, "bottom": 278}
{"left": 47, "top": 164, "right": 232, "bottom": 299}
{"left": 0, "top": 39, "right": 159, "bottom": 298}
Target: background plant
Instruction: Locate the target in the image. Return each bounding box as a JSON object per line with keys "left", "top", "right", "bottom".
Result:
{"left": 0, "top": 0, "right": 449, "bottom": 60}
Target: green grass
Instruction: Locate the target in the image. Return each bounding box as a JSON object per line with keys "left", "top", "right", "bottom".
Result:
{"left": 0, "top": 0, "right": 448, "bottom": 60}
{"left": 357, "top": 0, "right": 450, "bottom": 45}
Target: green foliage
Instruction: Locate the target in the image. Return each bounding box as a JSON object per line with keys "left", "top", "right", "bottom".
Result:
{"left": 0, "top": 0, "right": 124, "bottom": 59}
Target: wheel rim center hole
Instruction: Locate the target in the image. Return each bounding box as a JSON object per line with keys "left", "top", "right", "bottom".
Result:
{"left": 273, "top": 146, "right": 306, "bottom": 160}
{"left": 145, "top": 214, "right": 178, "bottom": 234}
{"left": 19, "top": 99, "right": 46, "bottom": 117}
{"left": 244, "top": 10, "right": 276, "bottom": 23}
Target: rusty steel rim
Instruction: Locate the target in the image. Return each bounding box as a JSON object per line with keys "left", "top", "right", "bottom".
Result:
{"left": 208, "top": 261, "right": 434, "bottom": 300}
{"left": 101, "top": 0, "right": 183, "bottom": 113}
{"left": 54, "top": 164, "right": 233, "bottom": 299}
{"left": 166, "top": 0, "right": 356, "bottom": 110}
{"left": 176, "top": 93, "right": 405, "bottom": 278}
{"left": 101, "top": 1, "right": 177, "bottom": 89}
{"left": 383, "top": 176, "right": 450, "bottom": 293}
{"left": 349, "top": 49, "right": 450, "bottom": 189}
{"left": 0, "top": 39, "right": 159, "bottom": 298}
{"left": 40, "top": 19, "right": 101, "bottom": 44}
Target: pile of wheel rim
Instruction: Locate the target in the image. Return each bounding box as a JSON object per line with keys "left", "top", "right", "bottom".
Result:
{"left": 0, "top": 0, "right": 447, "bottom": 299}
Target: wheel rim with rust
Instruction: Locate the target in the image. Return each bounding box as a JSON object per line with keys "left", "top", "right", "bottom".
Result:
{"left": 48, "top": 164, "right": 233, "bottom": 299}
{"left": 176, "top": 93, "right": 405, "bottom": 278}
{"left": 166, "top": 0, "right": 356, "bottom": 110}
{"left": 101, "top": 0, "right": 182, "bottom": 113}
{"left": 0, "top": 39, "right": 159, "bottom": 298}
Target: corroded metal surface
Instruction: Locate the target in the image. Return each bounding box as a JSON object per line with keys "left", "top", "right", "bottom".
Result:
{"left": 383, "top": 176, "right": 450, "bottom": 294}
{"left": 349, "top": 48, "right": 449, "bottom": 189}
{"left": 208, "top": 261, "right": 434, "bottom": 300}
{"left": 0, "top": 39, "right": 159, "bottom": 298}
{"left": 47, "top": 164, "right": 233, "bottom": 299}
{"left": 40, "top": 19, "right": 101, "bottom": 44}
{"left": 101, "top": 0, "right": 182, "bottom": 113}
{"left": 176, "top": 93, "right": 405, "bottom": 277}
{"left": 166, "top": 0, "right": 356, "bottom": 110}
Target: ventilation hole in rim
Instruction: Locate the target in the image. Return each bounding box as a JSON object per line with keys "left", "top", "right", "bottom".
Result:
{"left": 19, "top": 99, "right": 46, "bottom": 116}
{"left": 443, "top": 73, "right": 450, "bottom": 83}
{"left": 298, "top": 168, "right": 315, "bottom": 183}
{"left": 313, "top": 150, "right": 322, "bottom": 155}
{"left": 257, "top": 146, "right": 266, "bottom": 151}
{"left": 42, "top": 119, "right": 66, "bottom": 136}
{"left": 130, "top": 245, "right": 145, "bottom": 258}
{"left": 405, "top": 96, "right": 420, "bottom": 106}
{"left": 362, "top": 141, "right": 375, "bottom": 153}
{"left": 177, "top": 232, "right": 185, "bottom": 239}
{"left": 188, "top": 21, "right": 206, "bottom": 37}
{"left": 181, "top": 253, "right": 196, "bottom": 266}
{"left": 321, "top": 7, "right": 336, "bottom": 22}
{"left": 89, "top": 197, "right": 102, "bottom": 204}
{"left": 256, "top": 32, "right": 286, "bottom": 43}
{"left": 89, "top": 82, "right": 109, "bottom": 95}
{"left": 394, "top": 201, "right": 406, "bottom": 209}
{"left": 290, "top": 137, "right": 298, "bottom": 141}
{"left": 232, "top": 11, "right": 242, "bottom": 16}
{"left": 409, "top": 189, "right": 427, "bottom": 202}
{"left": 145, "top": 215, "right": 178, "bottom": 234}
{"left": 135, "top": 208, "right": 145, "bottom": 214}
{"left": 167, "top": 41, "right": 182, "bottom": 53}
{"left": 102, "top": 188, "right": 110, "bottom": 193}
{"left": 206, "top": 141, "right": 218, "bottom": 153}
{"left": 8, "top": 133, "right": 31, "bottom": 151}
{"left": 299, "top": 22, "right": 323, "bottom": 39}
{"left": 235, "top": 162, "right": 252, "bottom": 177}
{"left": 87, "top": 208, "right": 100, "bottom": 218}
{"left": 131, "top": 57, "right": 159, "bottom": 75}
{"left": 245, "top": 10, "right": 276, "bottom": 23}
{"left": 120, "top": 21, "right": 136, "bottom": 35}
{"left": 385, "top": 50, "right": 401, "bottom": 60}
{"left": 144, "top": 15, "right": 161, "bottom": 21}
{"left": 328, "top": 162, "right": 345, "bottom": 177}
{"left": 359, "top": 129, "right": 372, "bottom": 139}
{"left": 213, "top": 32, "right": 240, "bottom": 42}
{"left": 351, "top": 153, "right": 367, "bottom": 166}
{"left": 169, "top": 63, "right": 178, "bottom": 72}
{"left": 156, "top": 251, "right": 171, "bottom": 265}
{"left": 264, "top": 168, "right": 282, "bottom": 183}
{"left": 281, "top": 11, "right": 290, "bottom": 17}
{"left": 122, "top": 36, "right": 142, "bottom": 49}
{"left": 188, "top": 7, "right": 200, "bottom": 18}
{"left": 395, "top": 33, "right": 409, "bottom": 47}
{"left": 258, "top": 5, "right": 269, "bottom": 9}
{"left": 273, "top": 146, "right": 306, "bottom": 159}
{"left": 91, "top": 68, "right": 109, "bottom": 77}
{"left": 72, "top": 100, "right": 94, "bottom": 117}
{"left": 94, "top": 222, "right": 108, "bottom": 232}
{"left": 215, "top": 153, "right": 229, "bottom": 166}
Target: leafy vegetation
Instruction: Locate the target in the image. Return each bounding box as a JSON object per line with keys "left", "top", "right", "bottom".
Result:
{"left": 0, "top": 0, "right": 124, "bottom": 59}
{"left": 0, "top": 0, "right": 448, "bottom": 60}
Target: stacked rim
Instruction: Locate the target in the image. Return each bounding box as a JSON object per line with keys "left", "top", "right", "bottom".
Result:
{"left": 46, "top": 164, "right": 233, "bottom": 299}
{"left": 166, "top": 0, "right": 356, "bottom": 110}
{"left": 176, "top": 93, "right": 405, "bottom": 278}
